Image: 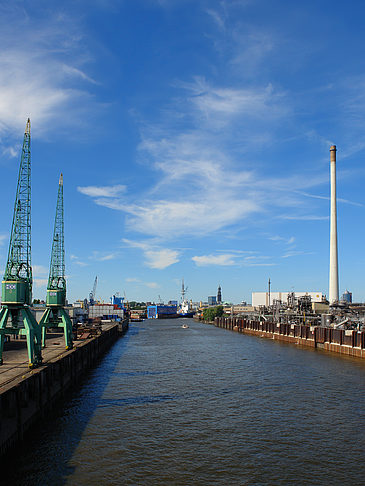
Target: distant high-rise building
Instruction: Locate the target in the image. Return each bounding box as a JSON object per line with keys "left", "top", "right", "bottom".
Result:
{"left": 208, "top": 296, "right": 217, "bottom": 306}
{"left": 341, "top": 290, "right": 352, "bottom": 303}
{"left": 217, "top": 285, "right": 222, "bottom": 304}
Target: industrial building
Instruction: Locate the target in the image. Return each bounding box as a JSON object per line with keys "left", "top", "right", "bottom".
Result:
{"left": 252, "top": 291, "right": 325, "bottom": 308}
{"left": 341, "top": 290, "right": 352, "bottom": 303}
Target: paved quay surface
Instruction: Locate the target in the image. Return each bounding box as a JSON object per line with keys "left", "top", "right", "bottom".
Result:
{"left": 0, "top": 326, "right": 111, "bottom": 389}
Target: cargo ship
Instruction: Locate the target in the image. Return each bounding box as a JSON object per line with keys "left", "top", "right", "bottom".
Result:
{"left": 177, "top": 299, "right": 194, "bottom": 318}
{"left": 177, "top": 280, "right": 195, "bottom": 318}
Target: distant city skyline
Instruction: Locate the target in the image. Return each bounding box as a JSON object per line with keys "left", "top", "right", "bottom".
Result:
{"left": 0, "top": 1, "right": 365, "bottom": 304}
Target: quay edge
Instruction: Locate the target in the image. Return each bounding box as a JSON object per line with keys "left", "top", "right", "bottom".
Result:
{"left": 0, "top": 322, "right": 123, "bottom": 458}
{"left": 209, "top": 317, "right": 365, "bottom": 359}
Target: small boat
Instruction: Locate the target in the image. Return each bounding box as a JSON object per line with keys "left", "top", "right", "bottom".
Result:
{"left": 181, "top": 323, "right": 189, "bottom": 329}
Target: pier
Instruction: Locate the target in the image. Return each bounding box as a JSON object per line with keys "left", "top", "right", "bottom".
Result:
{"left": 0, "top": 323, "right": 121, "bottom": 457}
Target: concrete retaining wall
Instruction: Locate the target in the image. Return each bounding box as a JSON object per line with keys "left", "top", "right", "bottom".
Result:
{"left": 212, "top": 317, "right": 365, "bottom": 359}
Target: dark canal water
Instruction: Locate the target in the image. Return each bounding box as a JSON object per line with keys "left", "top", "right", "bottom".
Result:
{"left": 3, "top": 318, "right": 365, "bottom": 485}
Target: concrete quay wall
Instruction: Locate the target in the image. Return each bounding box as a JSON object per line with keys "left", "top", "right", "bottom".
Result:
{"left": 212, "top": 317, "right": 365, "bottom": 359}
{"left": 0, "top": 324, "right": 119, "bottom": 457}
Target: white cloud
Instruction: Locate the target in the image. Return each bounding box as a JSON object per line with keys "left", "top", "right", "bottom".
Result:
{"left": 0, "top": 5, "right": 102, "bottom": 149}
{"left": 62, "top": 64, "right": 99, "bottom": 85}
{"left": 242, "top": 262, "right": 277, "bottom": 267}
{"left": 192, "top": 254, "right": 237, "bottom": 266}
{"left": 192, "top": 252, "right": 276, "bottom": 267}
{"left": 32, "top": 264, "right": 48, "bottom": 277}
{"left": 77, "top": 185, "right": 126, "bottom": 198}
{"left": 125, "top": 277, "right": 158, "bottom": 288}
{"left": 70, "top": 254, "right": 88, "bottom": 266}
{"left": 269, "top": 235, "right": 295, "bottom": 245}
{"left": 297, "top": 190, "right": 364, "bottom": 207}
{"left": 189, "top": 80, "right": 285, "bottom": 122}
{"left": 0, "top": 234, "right": 8, "bottom": 246}
{"left": 2, "top": 145, "right": 17, "bottom": 158}
{"left": 145, "top": 282, "right": 159, "bottom": 289}
{"left": 206, "top": 9, "right": 226, "bottom": 30}
{"left": 282, "top": 250, "right": 314, "bottom": 259}
{"left": 280, "top": 215, "right": 329, "bottom": 221}
{"left": 242, "top": 255, "right": 275, "bottom": 267}
{"left": 32, "top": 266, "right": 48, "bottom": 287}
{"left": 144, "top": 248, "right": 180, "bottom": 269}
{"left": 122, "top": 239, "right": 179, "bottom": 269}
{"left": 34, "top": 278, "right": 48, "bottom": 288}
{"left": 99, "top": 254, "right": 117, "bottom": 261}
{"left": 75, "top": 26, "right": 331, "bottom": 243}
{"left": 89, "top": 251, "right": 118, "bottom": 262}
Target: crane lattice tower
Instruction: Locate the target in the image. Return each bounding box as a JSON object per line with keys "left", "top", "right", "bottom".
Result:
{"left": 39, "top": 174, "right": 73, "bottom": 349}
{"left": 0, "top": 119, "right": 42, "bottom": 367}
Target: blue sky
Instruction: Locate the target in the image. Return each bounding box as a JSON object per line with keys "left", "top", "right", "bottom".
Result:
{"left": 0, "top": 0, "right": 364, "bottom": 304}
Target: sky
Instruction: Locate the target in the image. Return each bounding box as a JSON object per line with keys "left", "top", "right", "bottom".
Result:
{"left": 0, "top": 0, "right": 365, "bottom": 305}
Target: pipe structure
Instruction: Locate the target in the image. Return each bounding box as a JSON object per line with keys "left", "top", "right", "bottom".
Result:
{"left": 329, "top": 145, "right": 339, "bottom": 304}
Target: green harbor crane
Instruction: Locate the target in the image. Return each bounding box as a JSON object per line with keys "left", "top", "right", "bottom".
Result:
{"left": 0, "top": 119, "right": 42, "bottom": 368}
{"left": 39, "top": 174, "right": 73, "bottom": 349}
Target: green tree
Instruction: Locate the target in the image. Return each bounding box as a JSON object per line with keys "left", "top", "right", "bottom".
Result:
{"left": 202, "top": 305, "right": 224, "bottom": 322}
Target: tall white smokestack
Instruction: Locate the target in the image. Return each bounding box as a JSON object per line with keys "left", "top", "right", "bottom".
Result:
{"left": 329, "top": 145, "right": 339, "bottom": 304}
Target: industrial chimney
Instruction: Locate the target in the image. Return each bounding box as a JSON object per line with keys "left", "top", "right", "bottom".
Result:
{"left": 329, "top": 145, "right": 339, "bottom": 304}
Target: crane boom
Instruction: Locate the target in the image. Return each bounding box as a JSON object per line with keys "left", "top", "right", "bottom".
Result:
{"left": 47, "top": 173, "right": 65, "bottom": 292}
{"left": 89, "top": 276, "right": 97, "bottom": 305}
{"left": 4, "top": 118, "right": 32, "bottom": 292}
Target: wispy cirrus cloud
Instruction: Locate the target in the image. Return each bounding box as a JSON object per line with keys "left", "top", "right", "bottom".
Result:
{"left": 90, "top": 252, "right": 118, "bottom": 262}
{"left": 296, "top": 190, "right": 364, "bottom": 207}
{"left": 34, "top": 278, "right": 48, "bottom": 288}
{"left": 122, "top": 239, "right": 179, "bottom": 269}
{"left": 192, "top": 252, "right": 276, "bottom": 267}
{"left": 282, "top": 250, "right": 314, "bottom": 259}
{"left": 77, "top": 185, "right": 126, "bottom": 198}
{"left": 125, "top": 276, "right": 159, "bottom": 289}
{"left": 269, "top": 235, "right": 295, "bottom": 245}
{"left": 0, "top": 4, "right": 102, "bottom": 153}
{"left": 145, "top": 282, "right": 159, "bottom": 289}
{"left": 79, "top": 69, "right": 327, "bottom": 240}
{"left": 32, "top": 264, "right": 48, "bottom": 288}
{"left": 280, "top": 215, "right": 329, "bottom": 221}
{"left": 32, "top": 264, "right": 48, "bottom": 277}
{"left": 192, "top": 254, "right": 237, "bottom": 266}
{"left": 187, "top": 78, "right": 286, "bottom": 124}
{"left": 0, "top": 234, "right": 8, "bottom": 246}
{"left": 76, "top": 5, "right": 333, "bottom": 245}
{"left": 70, "top": 254, "right": 89, "bottom": 267}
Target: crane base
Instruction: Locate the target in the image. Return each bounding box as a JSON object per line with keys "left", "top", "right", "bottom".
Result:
{"left": 0, "top": 306, "right": 43, "bottom": 367}
{"left": 39, "top": 307, "right": 73, "bottom": 350}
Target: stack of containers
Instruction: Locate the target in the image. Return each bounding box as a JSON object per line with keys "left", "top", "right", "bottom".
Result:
{"left": 88, "top": 304, "right": 124, "bottom": 320}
